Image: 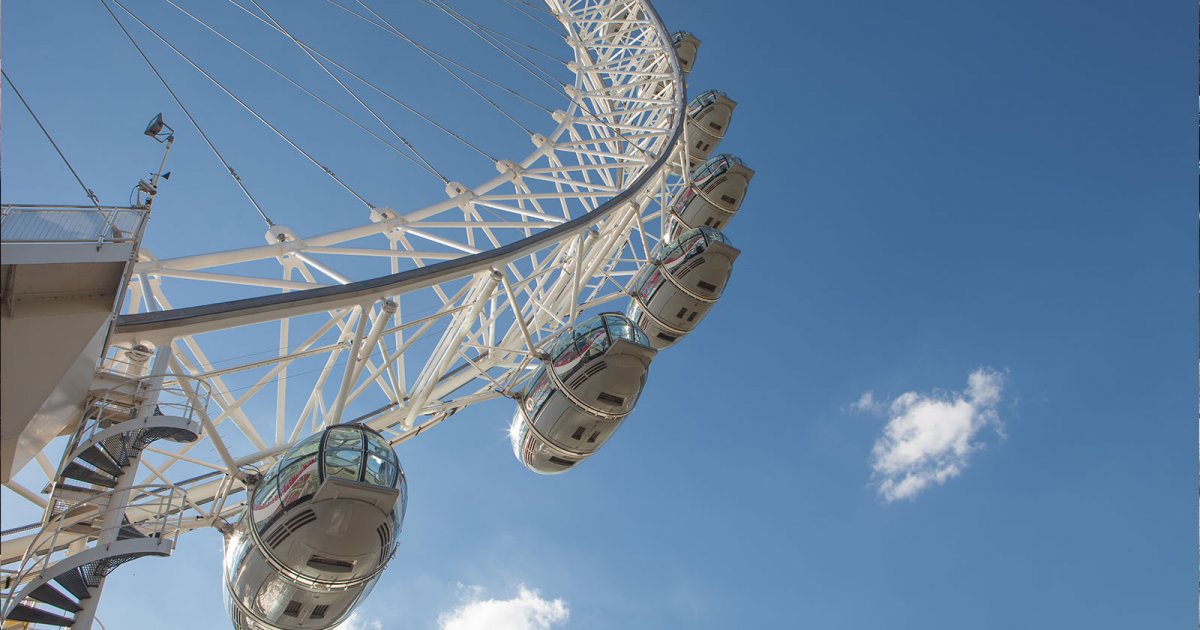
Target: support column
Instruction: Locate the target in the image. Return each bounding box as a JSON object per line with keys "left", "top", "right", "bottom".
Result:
{"left": 72, "top": 346, "right": 170, "bottom": 629}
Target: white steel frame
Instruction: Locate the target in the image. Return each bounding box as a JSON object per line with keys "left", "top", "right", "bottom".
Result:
{"left": 2, "top": 0, "right": 698, "bottom": 581}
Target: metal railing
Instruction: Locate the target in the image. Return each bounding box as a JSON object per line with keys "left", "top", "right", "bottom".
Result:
{"left": 0, "top": 484, "right": 186, "bottom": 617}
{"left": 75, "top": 374, "right": 214, "bottom": 449}
{"left": 1, "top": 204, "right": 148, "bottom": 245}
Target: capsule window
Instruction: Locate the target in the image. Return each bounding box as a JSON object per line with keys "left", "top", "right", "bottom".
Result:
{"left": 687, "top": 312, "right": 699, "bottom": 322}
{"left": 597, "top": 392, "right": 626, "bottom": 406}
{"left": 548, "top": 456, "right": 577, "bottom": 467}
{"left": 311, "top": 605, "right": 329, "bottom": 619}
{"left": 308, "top": 555, "right": 355, "bottom": 573}
{"left": 364, "top": 434, "right": 399, "bottom": 487}
{"left": 283, "top": 601, "right": 302, "bottom": 617}
{"left": 323, "top": 428, "right": 365, "bottom": 482}
{"left": 676, "top": 307, "right": 688, "bottom": 319}
{"left": 571, "top": 427, "right": 586, "bottom": 440}
{"left": 278, "top": 457, "right": 320, "bottom": 508}
{"left": 587, "top": 431, "right": 600, "bottom": 443}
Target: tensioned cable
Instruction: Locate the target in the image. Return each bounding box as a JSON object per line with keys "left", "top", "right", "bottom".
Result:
{"left": 510, "top": 0, "right": 558, "bottom": 17}
{"left": 442, "top": 0, "right": 570, "bottom": 91}
{"left": 426, "top": 0, "right": 649, "bottom": 170}
{"left": 429, "top": 0, "right": 659, "bottom": 160}
{"left": 244, "top": 0, "right": 458, "bottom": 178}
{"left": 227, "top": 0, "right": 498, "bottom": 166}
{"left": 109, "top": 0, "right": 378, "bottom": 210}
{"left": 340, "top": 0, "right": 535, "bottom": 136}
{"left": 467, "top": 11, "right": 569, "bottom": 67}
{"left": 1, "top": 69, "right": 104, "bottom": 211}
{"left": 325, "top": 0, "right": 554, "bottom": 115}
{"left": 419, "top": 0, "right": 567, "bottom": 96}
{"left": 500, "top": 0, "right": 563, "bottom": 38}
{"left": 99, "top": 0, "right": 276, "bottom": 227}
{"left": 163, "top": 0, "right": 447, "bottom": 180}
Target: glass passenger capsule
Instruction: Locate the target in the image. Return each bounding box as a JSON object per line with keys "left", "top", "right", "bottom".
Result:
{"left": 223, "top": 425, "right": 406, "bottom": 630}
{"left": 627, "top": 227, "right": 739, "bottom": 348}
{"left": 669, "top": 154, "right": 755, "bottom": 236}
{"left": 685, "top": 90, "right": 737, "bottom": 166}
{"left": 671, "top": 31, "right": 702, "bottom": 76}
{"left": 510, "top": 313, "right": 656, "bottom": 474}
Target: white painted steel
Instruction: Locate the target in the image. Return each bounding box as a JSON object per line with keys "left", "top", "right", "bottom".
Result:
{"left": 3, "top": 0, "right": 710, "bottom": 599}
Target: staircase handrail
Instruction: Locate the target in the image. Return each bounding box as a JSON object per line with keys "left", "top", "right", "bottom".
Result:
{"left": 0, "top": 484, "right": 186, "bottom": 617}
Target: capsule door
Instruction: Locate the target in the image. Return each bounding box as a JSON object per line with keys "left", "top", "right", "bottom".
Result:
{"left": 628, "top": 228, "right": 740, "bottom": 348}
{"left": 685, "top": 91, "right": 737, "bottom": 165}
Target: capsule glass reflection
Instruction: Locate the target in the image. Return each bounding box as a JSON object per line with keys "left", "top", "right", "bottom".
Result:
{"left": 685, "top": 90, "right": 736, "bottom": 165}
{"left": 627, "top": 227, "right": 739, "bottom": 348}
{"left": 669, "top": 154, "right": 754, "bottom": 237}
{"left": 671, "top": 31, "right": 701, "bottom": 76}
{"left": 510, "top": 313, "right": 656, "bottom": 474}
{"left": 222, "top": 425, "right": 406, "bottom": 629}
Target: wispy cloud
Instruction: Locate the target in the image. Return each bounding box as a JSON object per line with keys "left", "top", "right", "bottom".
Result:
{"left": 335, "top": 611, "right": 384, "bottom": 630}
{"left": 438, "top": 585, "right": 569, "bottom": 630}
{"left": 863, "top": 368, "right": 1006, "bottom": 502}
{"left": 850, "top": 390, "right": 883, "bottom": 413}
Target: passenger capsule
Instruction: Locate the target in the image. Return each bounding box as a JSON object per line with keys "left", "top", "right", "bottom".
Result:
{"left": 510, "top": 313, "right": 656, "bottom": 474}
{"left": 627, "top": 227, "right": 739, "bottom": 348}
{"left": 671, "top": 31, "right": 702, "bottom": 76}
{"left": 669, "top": 154, "right": 755, "bottom": 236}
{"left": 222, "top": 425, "right": 406, "bottom": 629}
{"left": 685, "top": 90, "right": 736, "bottom": 165}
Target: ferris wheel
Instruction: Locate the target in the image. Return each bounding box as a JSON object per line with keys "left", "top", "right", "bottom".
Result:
{"left": 0, "top": 0, "right": 754, "bottom": 627}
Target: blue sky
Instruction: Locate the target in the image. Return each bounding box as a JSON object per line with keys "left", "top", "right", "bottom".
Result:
{"left": 2, "top": 0, "right": 1194, "bottom": 628}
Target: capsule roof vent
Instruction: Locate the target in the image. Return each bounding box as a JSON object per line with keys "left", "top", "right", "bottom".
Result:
{"left": 265, "top": 508, "right": 317, "bottom": 549}
{"left": 568, "top": 361, "right": 608, "bottom": 389}
{"left": 377, "top": 521, "right": 393, "bottom": 566}
{"left": 704, "top": 175, "right": 729, "bottom": 192}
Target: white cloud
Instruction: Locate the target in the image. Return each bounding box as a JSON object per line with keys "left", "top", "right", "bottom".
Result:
{"left": 850, "top": 390, "right": 883, "bottom": 413}
{"left": 438, "top": 585, "right": 569, "bottom": 630}
{"left": 869, "top": 368, "right": 1006, "bottom": 502}
{"left": 335, "top": 612, "right": 383, "bottom": 630}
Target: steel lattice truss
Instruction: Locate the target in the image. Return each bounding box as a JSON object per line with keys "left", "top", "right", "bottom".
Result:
{"left": 3, "top": 0, "right": 694, "bottom": 568}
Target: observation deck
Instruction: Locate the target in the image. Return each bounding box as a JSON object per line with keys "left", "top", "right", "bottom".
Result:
{"left": 1, "top": 204, "right": 149, "bottom": 483}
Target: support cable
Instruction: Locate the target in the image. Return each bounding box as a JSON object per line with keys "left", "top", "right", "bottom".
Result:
{"left": 348, "top": 0, "right": 535, "bottom": 137}
{"left": 500, "top": 0, "right": 564, "bottom": 37}
{"left": 419, "top": 0, "right": 567, "bottom": 95}
{"left": 109, "top": 0, "right": 377, "bottom": 210}
{"left": 509, "top": 0, "right": 558, "bottom": 18}
{"left": 228, "top": 0, "right": 496, "bottom": 167}
{"left": 326, "top": 0, "right": 554, "bottom": 114}
{"left": 469, "top": 11, "right": 569, "bottom": 67}
{"left": 99, "top": 0, "right": 276, "bottom": 227}
{"left": 1, "top": 70, "right": 104, "bottom": 211}
{"left": 163, "top": 0, "right": 444, "bottom": 179}
{"left": 427, "top": 1, "right": 661, "bottom": 161}
{"left": 418, "top": 0, "right": 662, "bottom": 162}
{"left": 244, "top": 0, "right": 458, "bottom": 179}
